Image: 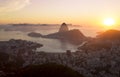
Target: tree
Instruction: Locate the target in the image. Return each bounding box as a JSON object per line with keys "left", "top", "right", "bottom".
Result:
{"left": 17, "top": 63, "right": 84, "bottom": 77}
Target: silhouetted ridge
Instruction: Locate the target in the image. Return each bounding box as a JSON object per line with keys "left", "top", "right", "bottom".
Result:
{"left": 27, "top": 23, "right": 87, "bottom": 44}
{"left": 97, "top": 29, "right": 120, "bottom": 40}
{"left": 78, "top": 29, "right": 120, "bottom": 51}
{"left": 44, "top": 29, "right": 86, "bottom": 44}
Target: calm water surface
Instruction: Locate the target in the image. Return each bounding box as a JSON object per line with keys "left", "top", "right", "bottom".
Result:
{"left": 0, "top": 24, "right": 103, "bottom": 52}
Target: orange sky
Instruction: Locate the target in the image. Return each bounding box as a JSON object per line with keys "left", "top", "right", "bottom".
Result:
{"left": 0, "top": 0, "right": 120, "bottom": 27}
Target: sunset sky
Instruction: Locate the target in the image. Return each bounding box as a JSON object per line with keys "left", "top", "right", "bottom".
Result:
{"left": 0, "top": 0, "right": 120, "bottom": 26}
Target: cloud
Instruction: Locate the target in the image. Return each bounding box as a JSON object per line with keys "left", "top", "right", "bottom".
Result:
{"left": 0, "top": 0, "right": 30, "bottom": 12}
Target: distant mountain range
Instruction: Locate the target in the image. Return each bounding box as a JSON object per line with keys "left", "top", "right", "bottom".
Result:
{"left": 10, "top": 24, "right": 72, "bottom": 26}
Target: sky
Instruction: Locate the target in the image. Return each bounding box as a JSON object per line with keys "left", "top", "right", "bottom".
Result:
{"left": 0, "top": 0, "right": 120, "bottom": 26}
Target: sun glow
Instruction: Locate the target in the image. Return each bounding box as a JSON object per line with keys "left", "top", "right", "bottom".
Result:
{"left": 104, "top": 18, "right": 115, "bottom": 26}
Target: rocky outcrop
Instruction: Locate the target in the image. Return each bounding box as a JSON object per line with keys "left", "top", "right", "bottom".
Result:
{"left": 28, "top": 32, "right": 43, "bottom": 37}
{"left": 27, "top": 23, "right": 87, "bottom": 44}
{"left": 59, "top": 23, "right": 69, "bottom": 32}
{"left": 44, "top": 29, "right": 87, "bottom": 45}
{"left": 97, "top": 29, "right": 120, "bottom": 40}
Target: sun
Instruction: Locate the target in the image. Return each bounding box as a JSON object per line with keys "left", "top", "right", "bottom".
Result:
{"left": 103, "top": 18, "right": 115, "bottom": 26}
